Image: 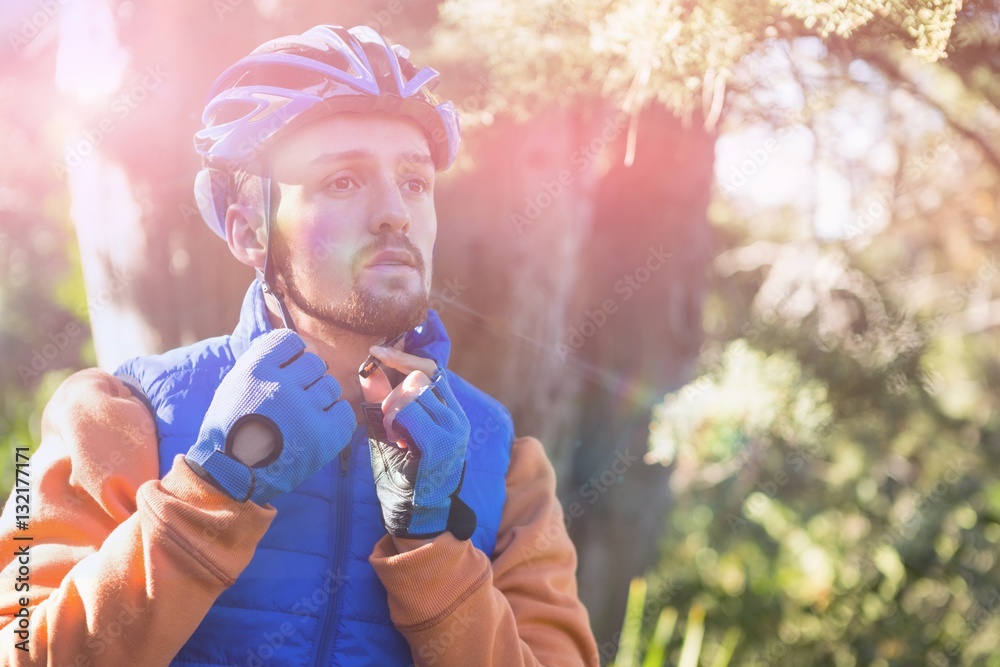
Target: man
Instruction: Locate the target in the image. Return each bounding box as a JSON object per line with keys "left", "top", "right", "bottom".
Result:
{"left": 0, "top": 24, "right": 599, "bottom": 666}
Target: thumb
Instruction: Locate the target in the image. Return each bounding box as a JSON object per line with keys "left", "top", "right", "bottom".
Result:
{"left": 360, "top": 366, "right": 392, "bottom": 405}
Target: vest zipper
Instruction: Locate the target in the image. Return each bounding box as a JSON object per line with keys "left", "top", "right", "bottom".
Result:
{"left": 315, "top": 441, "right": 353, "bottom": 665}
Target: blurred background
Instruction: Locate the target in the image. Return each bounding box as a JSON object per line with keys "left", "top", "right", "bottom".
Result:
{"left": 1, "top": 0, "right": 998, "bottom": 664}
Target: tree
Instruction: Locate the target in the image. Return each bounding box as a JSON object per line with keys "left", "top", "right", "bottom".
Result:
{"left": 431, "top": 0, "right": 978, "bottom": 644}
{"left": 632, "top": 3, "right": 1000, "bottom": 664}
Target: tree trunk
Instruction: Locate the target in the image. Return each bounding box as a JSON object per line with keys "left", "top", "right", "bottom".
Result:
{"left": 434, "top": 109, "right": 602, "bottom": 467}
{"left": 60, "top": 2, "right": 276, "bottom": 371}
{"left": 437, "top": 104, "right": 715, "bottom": 650}
{"left": 567, "top": 106, "right": 715, "bottom": 648}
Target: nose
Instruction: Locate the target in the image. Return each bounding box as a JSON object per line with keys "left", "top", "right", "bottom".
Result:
{"left": 368, "top": 174, "right": 410, "bottom": 235}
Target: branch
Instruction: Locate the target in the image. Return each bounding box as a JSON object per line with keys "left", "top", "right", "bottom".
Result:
{"left": 860, "top": 49, "right": 1000, "bottom": 175}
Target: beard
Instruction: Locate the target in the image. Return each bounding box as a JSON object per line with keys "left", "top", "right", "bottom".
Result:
{"left": 270, "top": 230, "right": 430, "bottom": 338}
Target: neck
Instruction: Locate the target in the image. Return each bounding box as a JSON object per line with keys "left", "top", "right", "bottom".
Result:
{"left": 263, "top": 295, "right": 386, "bottom": 416}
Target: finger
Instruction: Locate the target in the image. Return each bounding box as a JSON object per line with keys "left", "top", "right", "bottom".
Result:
{"left": 360, "top": 366, "right": 393, "bottom": 405}
{"left": 383, "top": 371, "right": 432, "bottom": 444}
{"left": 424, "top": 369, "right": 459, "bottom": 409}
{"left": 258, "top": 328, "right": 305, "bottom": 367}
{"left": 305, "top": 374, "right": 342, "bottom": 411}
{"left": 368, "top": 345, "right": 437, "bottom": 378}
{"left": 381, "top": 370, "right": 433, "bottom": 414}
{"left": 383, "top": 372, "right": 432, "bottom": 445}
{"left": 320, "top": 399, "right": 356, "bottom": 452}
{"left": 395, "top": 373, "right": 464, "bottom": 434}
{"left": 281, "top": 350, "right": 328, "bottom": 388}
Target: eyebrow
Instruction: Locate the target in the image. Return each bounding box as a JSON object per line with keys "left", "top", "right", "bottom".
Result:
{"left": 308, "top": 149, "right": 434, "bottom": 168}
{"left": 402, "top": 151, "right": 434, "bottom": 167}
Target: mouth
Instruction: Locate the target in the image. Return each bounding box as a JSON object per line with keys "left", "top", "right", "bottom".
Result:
{"left": 363, "top": 249, "right": 418, "bottom": 273}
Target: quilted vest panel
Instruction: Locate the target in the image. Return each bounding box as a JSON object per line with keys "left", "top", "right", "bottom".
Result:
{"left": 116, "top": 281, "right": 513, "bottom": 666}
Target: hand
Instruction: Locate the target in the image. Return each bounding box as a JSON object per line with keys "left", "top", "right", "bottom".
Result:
{"left": 360, "top": 345, "right": 475, "bottom": 540}
{"left": 185, "top": 329, "right": 356, "bottom": 506}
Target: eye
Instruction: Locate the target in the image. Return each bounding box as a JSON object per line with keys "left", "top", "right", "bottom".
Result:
{"left": 403, "top": 178, "right": 430, "bottom": 194}
{"left": 326, "top": 176, "right": 358, "bottom": 191}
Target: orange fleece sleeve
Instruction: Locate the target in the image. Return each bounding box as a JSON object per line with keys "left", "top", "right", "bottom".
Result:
{"left": 369, "top": 436, "right": 600, "bottom": 666}
{"left": 0, "top": 368, "right": 275, "bottom": 666}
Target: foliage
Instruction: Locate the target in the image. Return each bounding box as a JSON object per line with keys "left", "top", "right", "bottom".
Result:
{"left": 434, "top": 0, "right": 962, "bottom": 121}
{"left": 649, "top": 340, "right": 833, "bottom": 468}
{"left": 636, "top": 23, "right": 1000, "bottom": 662}
{"left": 641, "top": 243, "right": 1000, "bottom": 666}
{"left": 0, "top": 59, "right": 92, "bottom": 499}
{"left": 610, "top": 578, "right": 740, "bottom": 667}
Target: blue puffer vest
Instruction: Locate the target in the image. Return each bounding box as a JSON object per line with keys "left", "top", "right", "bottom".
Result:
{"left": 115, "top": 281, "right": 514, "bottom": 666}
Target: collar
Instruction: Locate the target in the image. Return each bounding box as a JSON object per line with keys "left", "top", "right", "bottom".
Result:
{"left": 229, "top": 279, "right": 452, "bottom": 369}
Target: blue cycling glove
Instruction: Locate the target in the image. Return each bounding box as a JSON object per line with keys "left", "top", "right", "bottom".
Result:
{"left": 186, "top": 329, "right": 356, "bottom": 506}
{"left": 366, "top": 369, "right": 476, "bottom": 540}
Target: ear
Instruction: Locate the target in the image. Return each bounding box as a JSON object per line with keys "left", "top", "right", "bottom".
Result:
{"left": 225, "top": 203, "right": 267, "bottom": 270}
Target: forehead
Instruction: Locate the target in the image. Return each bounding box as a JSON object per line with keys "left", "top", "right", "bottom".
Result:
{"left": 270, "top": 113, "right": 432, "bottom": 180}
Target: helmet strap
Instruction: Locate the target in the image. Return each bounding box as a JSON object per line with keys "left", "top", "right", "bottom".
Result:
{"left": 257, "top": 158, "right": 298, "bottom": 332}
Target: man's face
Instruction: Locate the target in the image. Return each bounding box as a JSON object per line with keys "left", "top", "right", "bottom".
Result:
{"left": 267, "top": 112, "right": 437, "bottom": 337}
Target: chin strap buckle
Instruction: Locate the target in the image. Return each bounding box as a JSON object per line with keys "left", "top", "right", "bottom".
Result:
{"left": 361, "top": 401, "right": 392, "bottom": 445}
